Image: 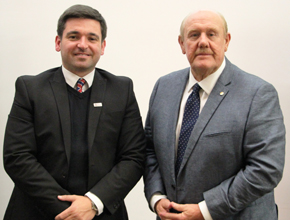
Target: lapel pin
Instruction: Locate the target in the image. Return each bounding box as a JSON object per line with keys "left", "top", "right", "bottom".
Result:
{"left": 93, "top": 103, "right": 102, "bottom": 107}
{"left": 220, "top": 92, "right": 224, "bottom": 96}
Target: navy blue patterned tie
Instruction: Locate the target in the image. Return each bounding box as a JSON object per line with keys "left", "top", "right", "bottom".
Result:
{"left": 175, "top": 83, "right": 201, "bottom": 176}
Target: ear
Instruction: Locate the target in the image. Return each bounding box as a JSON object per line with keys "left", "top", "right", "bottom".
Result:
{"left": 224, "top": 32, "right": 231, "bottom": 52}
{"left": 101, "top": 39, "right": 106, "bottom": 55}
{"left": 55, "top": 35, "right": 61, "bottom": 52}
{"left": 178, "top": 35, "right": 186, "bottom": 54}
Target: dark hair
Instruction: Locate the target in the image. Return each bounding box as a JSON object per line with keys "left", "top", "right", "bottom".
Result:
{"left": 57, "top": 4, "right": 107, "bottom": 41}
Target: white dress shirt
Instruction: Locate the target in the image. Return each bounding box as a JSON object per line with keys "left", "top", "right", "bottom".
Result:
{"left": 62, "top": 66, "right": 95, "bottom": 92}
{"left": 151, "top": 58, "right": 226, "bottom": 220}
{"left": 62, "top": 66, "right": 104, "bottom": 215}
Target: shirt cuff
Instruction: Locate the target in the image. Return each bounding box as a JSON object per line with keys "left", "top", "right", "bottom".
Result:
{"left": 150, "top": 193, "right": 167, "bottom": 212}
{"left": 198, "top": 200, "right": 213, "bottom": 220}
{"left": 85, "top": 191, "right": 104, "bottom": 216}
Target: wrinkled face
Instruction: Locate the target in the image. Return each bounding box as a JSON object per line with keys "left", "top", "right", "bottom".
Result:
{"left": 55, "top": 18, "right": 106, "bottom": 77}
{"left": 179, "top": 11, "right": 231, "bottom": 78}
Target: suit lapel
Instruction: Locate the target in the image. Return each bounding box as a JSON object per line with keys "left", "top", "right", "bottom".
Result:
{"left": 87, "top": 69, "right": 106, "bottom": 151}
{"left": 50, "top": 68, "right": 71, "bottom": 163}
{"left": 179, "top": 58, "right": 233, "bottom": 174}
{"left": 167, "top": 69, "right": 190, "bottom": 182}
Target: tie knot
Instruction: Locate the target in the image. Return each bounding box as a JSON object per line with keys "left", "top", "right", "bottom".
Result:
{"left": 76, "top": 78, "right": 86, "bottom": 93}
{"left": 189, "top": 83, "right": 201, "bottom": 99}
{"left": 192, "top": 83, "right": 201, "bottom": 94}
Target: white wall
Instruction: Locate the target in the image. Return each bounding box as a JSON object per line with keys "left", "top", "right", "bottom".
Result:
{"left": 0, "top": 0, "right": 289, "bottom": 219}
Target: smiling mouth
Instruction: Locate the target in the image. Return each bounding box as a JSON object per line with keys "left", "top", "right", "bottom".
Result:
{"left": 75, "top": 53, "right": 90, "bottom": 57}
{"left": 74, "top": 51, "right": 91, "bottom": 57}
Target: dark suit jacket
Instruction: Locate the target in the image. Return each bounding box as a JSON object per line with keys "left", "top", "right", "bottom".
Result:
{"left": 144, "top": 58, "right": 285, "bottom": 220}
{"left": 3, "top": 67, "right": 146, "bottom": 220}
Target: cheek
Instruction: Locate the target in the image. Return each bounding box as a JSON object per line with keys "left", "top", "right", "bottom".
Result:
{"left": 212, "top": 41, "right": 227, "bottom": 53}
{"left": 62, "top": 41, "right": 77, "bottom": 52}
{"left": 96, "top": 46, "right": 105, "bottom": 56}
{"left": 185, "top": 43, "right": 196, "bottom": 54}
{"left": 186, "top": 46, "right": 198, "bottom": 61}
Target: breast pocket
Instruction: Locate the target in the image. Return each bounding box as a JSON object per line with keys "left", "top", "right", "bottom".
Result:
{"left": 203, "top": 120, "right": 234, "bottom": 137}
{"left": 197, "top": 119, "right": 244, "bottom": 167}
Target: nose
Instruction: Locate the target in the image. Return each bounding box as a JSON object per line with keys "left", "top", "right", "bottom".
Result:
{"left": 77, "top": 37, "right": 88, "bottom": 50}
{"left": 198, "top": 33, "right": 209, "bottom": 48}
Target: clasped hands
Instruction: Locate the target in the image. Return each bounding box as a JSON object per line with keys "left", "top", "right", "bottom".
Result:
{"left": 55, "top": 195, "right": 96, "bottom": 220}
{"left": 155, "top": 198, "right": 204, "bottom": 220}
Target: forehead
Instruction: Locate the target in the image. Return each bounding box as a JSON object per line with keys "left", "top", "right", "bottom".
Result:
{"left": 64, "top": 18, "right": 101, "bottom": 34}
{"left": 184, "top": 11, "right": 224, "bottom": 32}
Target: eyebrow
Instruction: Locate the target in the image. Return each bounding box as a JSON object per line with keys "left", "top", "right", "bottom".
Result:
{"left": 88, "top": 33, "right": 100, "bottom": 40}
{"left": 66, "top": 31, "right": 100, "bottom": 39}
{"left": 66, "top": 31, "right": 79, "bottom": 36}
{"left": 187, "top": 27, "right": 219, "bottom": 34}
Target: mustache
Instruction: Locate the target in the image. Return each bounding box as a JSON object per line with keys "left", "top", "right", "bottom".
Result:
{"left": 195, "top": 50, "right": 213, "bottom": 55}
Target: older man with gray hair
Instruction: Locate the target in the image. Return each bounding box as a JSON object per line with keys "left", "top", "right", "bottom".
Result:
{"left": 144, "top": 10, "right": 285, "bottom": 220}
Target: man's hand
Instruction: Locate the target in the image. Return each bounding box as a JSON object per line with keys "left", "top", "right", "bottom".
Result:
{"left": 55, "top": 195, "right": 96, "bottom": 220}
{"left": 155, "top": 198, "right": 172, "bottom": 220}
{"left": 158, "top": 202, "right": 204, "bottom": 220}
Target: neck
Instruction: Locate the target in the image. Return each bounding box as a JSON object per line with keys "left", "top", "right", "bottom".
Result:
{"left": 191, "top": 70, "right": 212, "bottom": 82}
{"left": 63, "top": 66, "right": 94, "bottom": 78}
{"left": 73, "top": 72, "right": 90, "bottom": 78}
{"left": 191, "top": 66, "right": 218, "bottom": 81}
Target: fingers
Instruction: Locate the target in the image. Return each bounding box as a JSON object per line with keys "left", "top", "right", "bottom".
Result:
{"left": 170, "top": 202, "right": 185, "bottom": 212}
{"left": 159, "top": 211, "right": 180, "bottom": 220}
{"left": 159, "top": 202, "right": 184, "bottom": 220}
{"left": 55, "top": 195, "right": 96, "bottom": 220}
{"left": 163, "top": 203, "right": 204, "bottom": 220}
{"left": 55, "top": 195, "right": 76, "bottom": 220}
{"left": 156, "top": 198, "right": 171, "bottom": 213}
{"left": 55, "top": 209, "right": 70, "bottom": 220}
{"left": 155, "top": 199, "right": 173, "bottom": 220}
{"left": 55, "top": 195, "right": 74, "bottom": 220}
{"left": 57, "top": 195, "right": 76, "bottom": 202}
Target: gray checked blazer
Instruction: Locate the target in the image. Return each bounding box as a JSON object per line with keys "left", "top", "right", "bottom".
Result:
{"left": 144, "top": 57, "right": 285, "bottom": 220}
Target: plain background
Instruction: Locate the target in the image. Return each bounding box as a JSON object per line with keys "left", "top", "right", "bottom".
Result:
{"left": 0, "top": 0, "right": 289, "bottom": 219}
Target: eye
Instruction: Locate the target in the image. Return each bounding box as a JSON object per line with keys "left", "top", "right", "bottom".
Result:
{"left": 189, "top": 32, "right": 199, "bottom": 38}
{"left": 68, "top": 35, "right": 78, "bottom": 40}
{"left": 208, "top": 31, "right": 217, "bottom": 37}
{"left": 89, "top": 37, "right": 98, "bottom": 41}
{"left": 88, "top": 34, "right": 99, "bottom": 42}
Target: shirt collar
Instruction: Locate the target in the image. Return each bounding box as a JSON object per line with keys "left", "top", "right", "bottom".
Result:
{"left": 187, "top": 58, "right": 226, "bottom": 95}
{"left": 62, "top": 66, "right": 95, "bottom": 89}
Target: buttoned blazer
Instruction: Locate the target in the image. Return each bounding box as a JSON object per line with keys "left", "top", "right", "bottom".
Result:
{"left": 3, "top": 67, "right": 146, "bottom": 220}
{"left": 144, "top": 58, "right": 285, "bottom": 220}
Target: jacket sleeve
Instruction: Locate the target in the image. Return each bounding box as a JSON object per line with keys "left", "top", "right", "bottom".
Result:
{"left": 204, "top": 82, "right": 285, "bottom": 219}
{"left": 3, "top": 77, "right": 71, "bottom": 219}
{"left": 143, "top": 79, "right": 167, "bottom": 208}
{"left": 88, "top": 78, "right": 146, "bottom": 214}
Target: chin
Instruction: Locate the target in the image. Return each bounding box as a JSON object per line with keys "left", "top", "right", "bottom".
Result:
{"left": 193, "top": 63, "right": 212, "bottom": 69}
